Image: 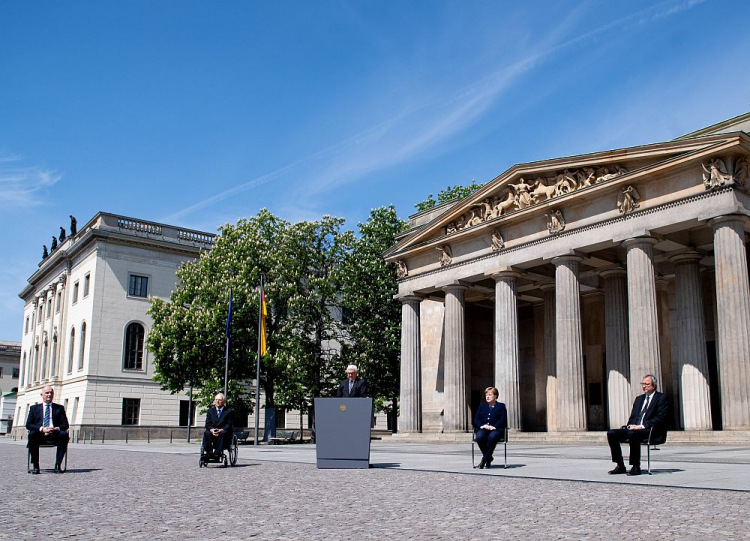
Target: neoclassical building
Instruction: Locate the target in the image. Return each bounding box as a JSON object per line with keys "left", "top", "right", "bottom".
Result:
{"left": 387, "top": 112, "right": 750, "bottom": 435}
{"left": 13, "top": 213, "right": 215, "bottom": 438}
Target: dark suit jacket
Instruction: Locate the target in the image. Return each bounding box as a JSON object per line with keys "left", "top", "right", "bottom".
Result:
{"left": 626, "top": 391, "right": 668, "bottom": 435}
{"left": 205, "top": 406, "right": 234, "bottom": 433}
{"left": 473, "top": 401, "right": 508, "bottom": 431}
{"left": 336, "top": 378, "right": 367, "bottom": 398}
{"left": 26, "top": 402, "right": 69, "bottom": 436}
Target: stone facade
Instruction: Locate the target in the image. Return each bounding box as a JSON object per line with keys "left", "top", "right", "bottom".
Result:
{"left": 12, "top": 213, "right": 215, "bottom": 439}
{"left": 387, "top": 112, "right": 750, "bottom": 434}
{"left": 0, "top": 341, "right": 21, "bottom": 394}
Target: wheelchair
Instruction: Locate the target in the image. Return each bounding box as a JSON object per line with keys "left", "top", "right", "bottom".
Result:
{"left": 199, "top": 432, "right": 238, "bottom": 468}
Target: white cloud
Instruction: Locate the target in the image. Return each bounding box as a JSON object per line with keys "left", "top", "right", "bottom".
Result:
{"left": 0, "top": 152, "right": 61, "bottom": 206}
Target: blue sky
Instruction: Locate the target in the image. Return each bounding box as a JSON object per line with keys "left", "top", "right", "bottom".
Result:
{"left": 2, "top": 0, "right": 750, "bottom": 340}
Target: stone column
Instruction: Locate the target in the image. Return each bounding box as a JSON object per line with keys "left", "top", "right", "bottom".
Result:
{"left": 493, "top": 271, "right": 522, "bottom": 429}
{"left": 670, "top": 252, "right": 712, "bottom": 430}
{"left": 541, "top": 284, "right": 557, "bottom": 431}
{"left": 552, "top": 256, "right": 587, "bottom": 431}
{"left": 443, "top": 285, "right": 469, "bottom": 432}
{"left": 399, "top": 296, "right": 422, "bottom": 433}
{"left": 601, "top": 268, "right": 630, "bottom": 428}
{"left": 711, "top": 216, "right": 750, "bottom": 429}
{"left": 623, "top": 237, "right": 661, "bottom": 400}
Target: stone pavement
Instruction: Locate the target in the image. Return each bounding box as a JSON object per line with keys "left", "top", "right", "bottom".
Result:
{"left": 1, "top": 439, "right": 748, "bottom": 540}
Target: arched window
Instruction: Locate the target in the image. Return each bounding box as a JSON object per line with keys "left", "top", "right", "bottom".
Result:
{"left": 51, "top": 333, "right": 58, "bottom": 377}
{"left": 67, "top": 327, "right": 75, "bottom": 374}
{"left": 20, "top": 352, "right": 25, "bottom": 387}
{"left": 33, "top": 345, "right": 39, "bottom": 382}
{"left": 78, "top": 321, "right": 86, "bottom": 370}
{"left": 123, "top": 322, "right": 145, "bottom": 370}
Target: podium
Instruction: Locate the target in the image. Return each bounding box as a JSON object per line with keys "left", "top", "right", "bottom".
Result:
{"left": 315, "top": 397, "right": 372, "bottom": 469}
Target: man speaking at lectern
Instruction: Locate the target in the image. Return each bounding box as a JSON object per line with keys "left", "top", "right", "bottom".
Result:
{"left": 337, "top": 364, "right": 367, "bottom": 398}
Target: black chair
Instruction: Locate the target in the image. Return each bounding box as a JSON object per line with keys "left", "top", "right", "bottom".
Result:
{"left": 27, "top": 440, "right": 68, "bottom": 473}
{"left": 199, "top": 433, "right": 238, "bottom": 468}
{"left": 471, "top": 427, "right": 508, "bottom": 469}
{"left": 640, "top": 426, "right": 667, "bottom": 474}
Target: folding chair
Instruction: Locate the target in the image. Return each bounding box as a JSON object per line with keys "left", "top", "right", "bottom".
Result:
{"left": 471, "top": 427, "right": 508, "bottom": 469}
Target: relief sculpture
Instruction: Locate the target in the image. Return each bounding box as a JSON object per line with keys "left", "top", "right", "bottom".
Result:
{"left": 734, "top": 157, "right": 748, "bottom": 186}
{"left": 396, "top": 260, "right": 408, "bottom": 278}
{"left": 437, "top": 244, "right": 453, "bottom": 266}
{"left": 440, "top": 164, "right": 628, "bottom": 237}
{"left": 617, "top": 185, "right": 641, "bottom": 214}
{"left": 545, "top": 209, "right": 565, "bottom": 235}
{"left": 491, "top": 228, "right": 504, "bottom": 251}
{"left": 702, "top": 158, "right": 733, "bottom": 189}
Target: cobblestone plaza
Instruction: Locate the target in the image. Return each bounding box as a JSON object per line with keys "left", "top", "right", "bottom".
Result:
{"left": 2, "top": 440, "right": 748, "bottom": 540}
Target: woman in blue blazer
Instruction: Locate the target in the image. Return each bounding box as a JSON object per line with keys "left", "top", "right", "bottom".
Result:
{"left": 473, "top": 386, "right": 507, "bottom": 469}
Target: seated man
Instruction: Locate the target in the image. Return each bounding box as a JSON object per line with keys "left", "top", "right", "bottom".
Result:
{"left": 26, "top": 386, "right": 70, "bottom": 474}
{"left": 202, "top": 393, "right": 233, "bottom": 458}
{"left": 606, "top": 374, "right": 668, "bottom": 476}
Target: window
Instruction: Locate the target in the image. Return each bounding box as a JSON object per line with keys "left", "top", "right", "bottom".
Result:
{"left": 179, "top": 400, "right": 196, "bottom": 427}
{"left": 56, "top": 291, "right": 62, "bottom": 313}
{"left": 128, "top": 275, "right": 149, "bottom": 298}
{"left": 46, "top": 298, "right": 52, "bottom": 319}
{"left": 20, "top": 352, "right": 25, "bottom": 386}
{"left": 0, "top": 367, "right": 3, "bottom": 377}
{"left": 123, "top": 322, "right": 145, "bottom": 370}
{"left": 72, "top": 282, "right": 79, "bottom": 304}
{"left": 275, "top": 408, "right": 286, "bottom": 429}
{"left": 51, "top": 334, "right": 58, "bottom": 376}
{"left": 38, "top": 307, "right": 43, "bottom": 323}
{"left": 12, "top": 367, "right": 19, "bottom": 379}
{"left": 83, "top": 273, "right": 90, "bottom": 297}
{"left": 71, "top": 397, "right": 79, "bottom": 424}
{"left": 25, "top": 317, "right": 29, "bottom": 334}
{"left": 78, "top": 321, "right": 86, "bottom": 370}
{"left": 67, "top": 327, "right": 75, "bottom": 373}
{"left": 122, "top": 398, "right": 140, "bottom": 425}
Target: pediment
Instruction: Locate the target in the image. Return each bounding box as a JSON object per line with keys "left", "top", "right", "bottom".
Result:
{"left": 386, "top": 132, "right": 750, "bottom": 265}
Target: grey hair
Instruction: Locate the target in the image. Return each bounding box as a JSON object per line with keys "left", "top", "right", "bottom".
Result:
{"left": 643, "top": 374, "right": 658, "bottom": 389}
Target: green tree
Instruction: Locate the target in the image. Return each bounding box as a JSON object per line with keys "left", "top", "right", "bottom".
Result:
{"left": 414, "top": 181, "right": 483, "bottom": 212}
{"left": 273, "top": 216, "right": 355, "bottom": 423}
{"left": 340, "top": 206, "right": 407, "bottom": 421}
{"left": 147, "top": 209, "right": 292, "bottom": 420}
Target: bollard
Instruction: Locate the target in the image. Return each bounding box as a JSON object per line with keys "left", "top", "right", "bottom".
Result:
{"left": 89, "top": 431, "right": 94, "bottom": 444}
{"left": 102, "top": 430, "right": 105, "bottom": 444}
{"left": 147, "top": 430, "right": 150, "bottom": 444}
{"left": 170, "top": 431, "right": 173, "bottom": 444}
{"left": 125, "top": 432, "right": 128, "bottom": 444}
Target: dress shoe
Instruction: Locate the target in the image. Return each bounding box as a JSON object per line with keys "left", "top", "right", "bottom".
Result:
{"left": 30, "top": 467, "right": 41, "bottom": 475}
{"left": 54, "top": 464, "right": 64, "bottom": 473}
{"left": 608, "top": 465, "right": 627, "bottom": 475}
{"left": 627, "top": 466, "right": 642, "bottom": 476}
{"left": 477, "top": 458, "right": 486, "bottom": 469}
{"left": 485, "top": 459, "right": 493, "bottom": 469}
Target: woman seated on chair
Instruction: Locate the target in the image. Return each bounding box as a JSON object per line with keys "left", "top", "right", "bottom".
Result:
{"left": 473, "top": 386, "right": 507, "bottom": 469}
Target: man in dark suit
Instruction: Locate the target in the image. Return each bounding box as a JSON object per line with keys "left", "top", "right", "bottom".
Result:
{"left": 202, "top": 393, "right": 233, "bottom": 457}
{"left": 607, "top": 374, "right": 669, "bottom": 476}
{"left": 26, "top": 386, "right": 69, "bottom": 474}
{"left": 336, "top": 364, "right": 367, "bottom": 398}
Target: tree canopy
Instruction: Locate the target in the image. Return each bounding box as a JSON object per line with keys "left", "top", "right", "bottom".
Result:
{"left": 147, "top": 207, "right": 406, "bottom": 424}
{"left": 413, "top": 181, "right": 483, "bottom": 212}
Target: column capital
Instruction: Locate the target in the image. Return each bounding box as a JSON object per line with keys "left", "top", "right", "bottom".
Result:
{"left": 622, "top": 236, "right": 659, "bottom": 249}
{"left": 551, "top": 254, "right": 583, "bottom": 266}
{"left": 600, "top": 267, "right": 627, "bottom": 279}
{"left": 669, "top": 251, "right": 703, "bottom": 266}
{"left": 441, "top": 283, "right": 468, "bottom": 293}
{"left": 397, "top": 295, "right": 424, "bottom": 304}
{"left": 492, "top": 270, "right": 522, "bottom": 281}
{"left": 709, "top": 214, "right": 750, "bottom": 229}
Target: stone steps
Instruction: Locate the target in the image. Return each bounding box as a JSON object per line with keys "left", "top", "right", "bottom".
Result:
{"left": 386, "top": 430, "right": 750, "bottom": 445}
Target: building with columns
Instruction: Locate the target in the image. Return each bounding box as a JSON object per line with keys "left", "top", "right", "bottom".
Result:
{"left": 386, "top": 112, "right": 750, "bottom": 435}
{"left": 12, "top": 212, "right": 215, "bottom": 439}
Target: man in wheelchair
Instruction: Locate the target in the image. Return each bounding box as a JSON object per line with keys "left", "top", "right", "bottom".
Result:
{"left": 201, "top": 393, "right": 233, "bottom": 463}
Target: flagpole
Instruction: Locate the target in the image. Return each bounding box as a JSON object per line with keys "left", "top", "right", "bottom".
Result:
{"left": 224, "top": 290, "right": 232, "bottom": 398}
{"left": 254, "top": 274, "right": 264, "bottom": 446}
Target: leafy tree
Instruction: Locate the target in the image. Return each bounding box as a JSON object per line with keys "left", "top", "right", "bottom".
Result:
{"left": 147, "top": 209, "right": 291, "bottom": 421}
{"left": 340, "top": 206, "right": 407, "bottom": 420}
{"left": 273, "top": 216, "right": 354, "bottom": 423}
{"left": 414, "top": 181, "right": 483, "bottom": 212}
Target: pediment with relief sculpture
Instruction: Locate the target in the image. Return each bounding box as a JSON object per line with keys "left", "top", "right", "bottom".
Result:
{"left": 385, "top": 131, "right": 750, "bottom": 263}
